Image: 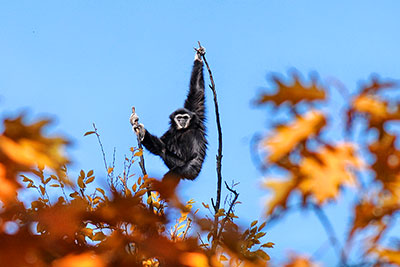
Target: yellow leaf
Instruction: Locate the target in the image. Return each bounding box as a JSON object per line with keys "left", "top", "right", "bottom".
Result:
{"left": 85, "top": 176, "right": 95, "bottom": 184}
{"left": 81, "top": 227, "right": 93, "bottom": 237}
{"left": 298, "top": 143, "right": 362, "bottom": 204}
{"left": 251, "top": 220, "right": 258, "bottom": 227}
{"left": 256, "top": 73, "right": 326, "bottom": 106}
{"left": 0, "top": 117, "right": 69, "bottom": 173}
{"left": 134, "top": 149, "right": 143, "bottom": 157}
{"left": 87, "top": 170, "right": 94, "bottom": 177}
{"left": 264, "top": 178, "right": 296, "bottom": 215}
{"left": 258, "top": 222, "right": 266, "bottom": 231}
{"left": 96, "top": 188, "right": 105, "bottom": 196}
{"left": 135, "top": 189, "right": 147, "bottom": 197}
{"left": 262, "top": 242, "right": 275, "bottom": 248}
{"left": 263, "top": 110, "right": 326, "bottom": 162}
{"left": 77, "top": 175, "right": 85, "bottom": 189}
{"left": 373, "top": 247, "right": 400, "bottom": 265}
{"left": 107, "top": 167, "right": 113, "bottom": 174}
{"left": 39, "top": 185, "right": 45, "bottom": 195}
{"left": 83, "top": 131, "right": 96, "bottom": 136}
{"left": 93, "top": 231, "right": 106, "bottom": 241}
{"left": 220, "top": 254, "right": 228, "bottom": 261}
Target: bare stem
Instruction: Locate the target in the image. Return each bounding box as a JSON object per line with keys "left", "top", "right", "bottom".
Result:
{"left": 131, "top": 107, "right": 153, "bottom": 210}
{"left": 198, "top": 41, "right": 224, "bottom": 252}
{"left": 217, "top": 182, "right": 239, "bottom": 239}
{"left": 92, "top": 123, "right": 114, "bottom": 189}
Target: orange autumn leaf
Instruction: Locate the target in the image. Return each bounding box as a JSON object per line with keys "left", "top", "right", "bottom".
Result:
{"left": 373, "top": 248, "right": 400, "bottom": 265}
{"left": 52, "top": 252, "right": 105, "bottom": 267}
{"left": 284, "top": 255, "right": 318, "bottom": 267}
{"left": 256, "top": 73, "right": 326, "bottom": 106}
{"left": 298, "top": 144, "right": 363, "bottom": 204}
{"left": 263, "top": 178, "right": 297, "bottom": 215}
{"left": 353, "top": 95, "right": 400, "bottom": 126}
{"left": 263, "top": 110, "right": 326, "bottom": 163}
{"left": 0, "top": 116, "right": 68, "bottom": 171}
{"left": 180, "top": 252, "right": 209, "bottom": 267}
{"left": 0, "top": 163, "right": 17, "bottom": 203}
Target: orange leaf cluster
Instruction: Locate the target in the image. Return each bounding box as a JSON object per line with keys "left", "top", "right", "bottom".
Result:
{"left": 259, "top": 73, "right": 400, "bottom": 265}
{"left": 0, "top": 113, "right": 272, "bottom": 266}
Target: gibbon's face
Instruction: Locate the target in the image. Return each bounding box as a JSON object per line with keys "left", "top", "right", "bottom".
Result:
{"left": 174, "top": 113, "right": 191, "bottom": 130}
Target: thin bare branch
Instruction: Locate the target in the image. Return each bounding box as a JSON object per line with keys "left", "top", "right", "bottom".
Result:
{"left": 131, "top": 107, "right": 153, "bottom": 210}
{"left": 217, "top": 182, "right": 240, "bottom": 239}
{"left": 92, "top": 123, "right": 115, "bottom": 189}
{"left": 198, "top": 41, "right": 224, "bottom": 253}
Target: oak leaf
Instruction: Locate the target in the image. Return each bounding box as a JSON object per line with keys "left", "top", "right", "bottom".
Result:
{"left": 0, "top": 116, "right": 69, "bottom": 172}
{"left": 256, "top": 73, "right": 326, "bottom": 106}
{"left": 263, "top": 178, "right": 297, "bottom": 215}
{"left": 298, "top": 144, "right": 363, "bottom": 204}
{"left": 263, "top": 110, "right": 326, "bottom": 163}
{"left": 373, "top": 248, "right": 400, "bottom": 265}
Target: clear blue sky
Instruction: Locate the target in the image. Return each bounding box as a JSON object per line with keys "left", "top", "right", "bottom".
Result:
{"left": 0, "top": 1, "right": 399, "bottom": 265}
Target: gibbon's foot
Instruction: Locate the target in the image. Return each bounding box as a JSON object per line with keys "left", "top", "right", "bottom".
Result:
{"left": 133, "top": 123, "right": 145, "bottom": 141}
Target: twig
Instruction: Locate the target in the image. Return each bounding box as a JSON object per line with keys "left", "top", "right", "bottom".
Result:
{"left": 217, "top": 182, "right": 239, "bottom": 239}
{"left": 197, "top": 41, "right": 224, "bottom": 252}
{"left": 92, "top": 123, "right": 114, "bottom": 189}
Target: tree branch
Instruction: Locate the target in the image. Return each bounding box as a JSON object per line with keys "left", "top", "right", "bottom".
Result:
{"left": 198, "top": 41, "right": 223, "bottom": 215}
{"left": 217, "top": 182, "right": 239, "bottom": 239}
{"left": 197, "top": 41, "right": 224, "bottom": 252}
{"left": 92, "top": 123, "right": 115, "bottom": 190}
{"left": 131, "top": 107, "right": 152, "bottom": 210}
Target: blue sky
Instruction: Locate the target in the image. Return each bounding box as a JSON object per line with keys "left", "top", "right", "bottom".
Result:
{"left": 1, "top": 1, "right": 399, "bottom": 265}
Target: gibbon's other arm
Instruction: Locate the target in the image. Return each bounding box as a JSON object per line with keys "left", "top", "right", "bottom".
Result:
{"left": 184, "top": 48, "right": 206, "bottom": 122}
{"left": 134, "top": 124, "right": 187, "bottom": 167}
{"left": 170, "top": 152, "right": 203, "bottom": 180}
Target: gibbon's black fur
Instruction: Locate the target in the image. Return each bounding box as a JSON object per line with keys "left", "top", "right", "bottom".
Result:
{"left": 136, "top": 50, "right": 207, "bottom": 180}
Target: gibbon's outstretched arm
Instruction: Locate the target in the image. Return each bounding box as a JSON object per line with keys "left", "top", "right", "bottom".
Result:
{"left": 184, "top": 49, "right": 205, "bottom": 122}
{"left": 131, "top": 46, "right": 207, "bottom": 180}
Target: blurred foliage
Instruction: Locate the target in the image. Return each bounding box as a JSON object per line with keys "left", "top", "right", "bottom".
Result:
{"left": 256, "top": 72, "right": 400, "bottom": 266}
{"left": 2, "top": 70, "right": 400, "bottom": 267}
{"left": 0, "top": 115, "right": 271, "bottom": 266}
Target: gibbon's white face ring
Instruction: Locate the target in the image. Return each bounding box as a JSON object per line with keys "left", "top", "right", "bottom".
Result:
{"left": 174, "top": 114, "right": 191, "bottom": 129}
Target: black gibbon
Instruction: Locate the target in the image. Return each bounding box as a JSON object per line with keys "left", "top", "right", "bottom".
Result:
{"left": 131, "top": 47, "right": 207, "bottom": 180}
